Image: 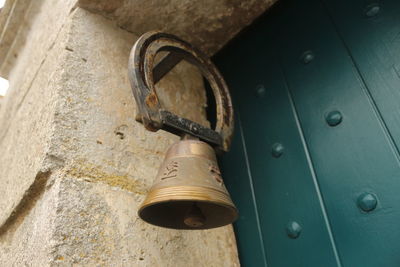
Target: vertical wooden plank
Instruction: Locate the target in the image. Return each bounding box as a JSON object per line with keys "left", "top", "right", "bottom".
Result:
{"left": 218, "top": 33, "right": 269, "bottom": 267}
{"left": 220, "top": 117, "right": 268, "bottom": 267}
{"left": 216, "top": 3, "right": 340, "bottom": 265}
{"left": 278, "top": 0, "right": 400, "bottom": 266}
{"left": 322, "top": 0, "right": 400, "bottom": 153}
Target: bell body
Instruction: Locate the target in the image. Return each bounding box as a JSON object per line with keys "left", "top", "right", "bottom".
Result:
{"left": 138, "top": 138, "right": 238, "bottom": 229}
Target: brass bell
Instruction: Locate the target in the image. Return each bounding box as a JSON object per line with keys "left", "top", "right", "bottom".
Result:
{"left": 129, "top": 31, "right": 237, "bottom": 229}
{"left": 138, "top": 137, "right": 238, "bottom": 229}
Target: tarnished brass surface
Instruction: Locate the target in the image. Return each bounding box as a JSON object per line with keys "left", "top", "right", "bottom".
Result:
{"left": 138, "top": 139, "right": 238, "bottom": 229}
{"left": 130, "top": 32, "right": 237, "bottom": 230}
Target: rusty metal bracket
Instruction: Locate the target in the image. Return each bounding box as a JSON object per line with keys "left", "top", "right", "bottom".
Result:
{"left": 128, "top": 31, "right": 234, "bottom": 151}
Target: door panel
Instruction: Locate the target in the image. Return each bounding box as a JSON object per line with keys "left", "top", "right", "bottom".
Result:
{"left": 222, "top": 123, "right": 268, "bottom": 267}
{"left": 216, "top": 0, "right": 400, "bottom": 266}
{"left": 279, "top": 0, "right": 400, "bottom": 266}
{"left": 323, "top": 0, "right": 400, "bottom": 153}
{"left": 218, "top": 4, "right": 340, "bottom": 266}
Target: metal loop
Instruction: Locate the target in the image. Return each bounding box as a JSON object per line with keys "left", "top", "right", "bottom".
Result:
{"left": 128, "top": 31, "right": 234, "bottom": 151}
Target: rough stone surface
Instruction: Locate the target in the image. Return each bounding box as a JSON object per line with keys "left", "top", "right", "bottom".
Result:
{"left": 79, "top": 0, "right": 276, "bottom": 55}
{"left": 0, "top": 0, "right": 240, "bottom": 266}
{"left": 0, "top": 0, "right": 43, "bottom": 77}
{"left": 78, "top": 0, "right": 278, "bottom": 56}
{"left": 0, "top": 0, "right": 77, "bottom": 231}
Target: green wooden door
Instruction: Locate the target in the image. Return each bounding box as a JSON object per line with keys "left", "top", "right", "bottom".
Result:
{"left": 215, "top": 0, "right": 400, "bottom": 266}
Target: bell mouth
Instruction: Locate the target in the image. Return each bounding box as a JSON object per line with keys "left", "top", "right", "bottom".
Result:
{"left": 138, "top": 199, "right": 238, "bottom": 230}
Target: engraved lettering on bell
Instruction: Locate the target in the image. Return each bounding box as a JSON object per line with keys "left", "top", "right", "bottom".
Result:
{"left": 138, "top": 139, "right": 238, "bottom": 229}
{"left": 209, "top": 163, "right": 223, "bottom": 185}
{"left": 160, "top": 161, "right": 179, "bottom": 180}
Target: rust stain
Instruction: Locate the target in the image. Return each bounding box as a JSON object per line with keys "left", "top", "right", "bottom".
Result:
{"left": 66, "top": 159, "right": 146, "bottom": 195}
{"left": 145, "top": 93, "right": 158, "bottom": 108}
{"left": 56, "top": 256, "right": 64, "bottom": 261}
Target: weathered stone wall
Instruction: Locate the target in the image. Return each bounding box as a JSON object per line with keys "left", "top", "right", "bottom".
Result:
{"left": 0, "top": 0, "right": 277, "bottom": 265}
{"left": 0, "top": 0, "right": 241, "bottom": 266}
{"left": 0, "top": 0, "right": 80, "bottom": 264}
{"left": 77, "top": 0, "right": 278, "bottom": 56}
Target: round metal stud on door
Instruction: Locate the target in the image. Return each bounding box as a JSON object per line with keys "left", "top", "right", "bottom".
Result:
{"left": 128, "top": 31, "right": 238, "bottom": 229}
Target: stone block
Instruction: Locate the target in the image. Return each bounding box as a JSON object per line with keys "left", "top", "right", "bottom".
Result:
{"left": 0, "top": 1, "right": 240, "bottom": 265}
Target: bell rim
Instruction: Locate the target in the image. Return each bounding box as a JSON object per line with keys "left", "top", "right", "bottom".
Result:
{"left": 138, "top": 199, "right": 238, "bottom": 229}
{"left": 139, "top": 185, "right": 237, "bottom": 210}
{"left": 139, "top": 198, "right": 238, "bottom": 216}
{"left": 138, "top": 185, "right": 238, "bottom": 229}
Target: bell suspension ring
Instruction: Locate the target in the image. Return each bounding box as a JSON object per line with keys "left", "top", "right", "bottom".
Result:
{"left": 128, "top": 31, "right": 238, "bottom": 229}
